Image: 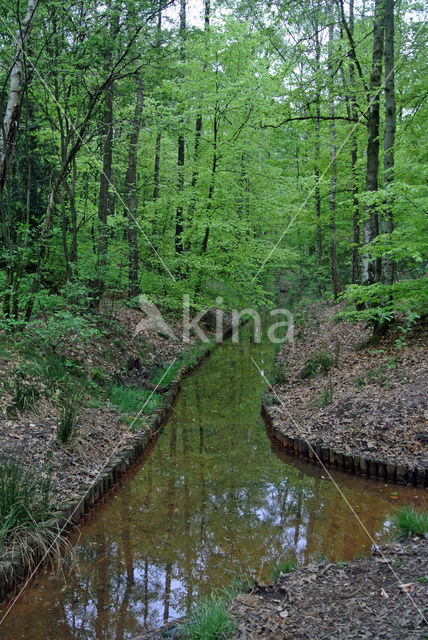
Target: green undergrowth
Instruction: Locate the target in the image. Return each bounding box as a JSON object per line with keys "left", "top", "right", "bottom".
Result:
{"left": 178, "top": 567, "right": 253, "bottom": 640}
{"left": 300, "top": 349, "right": 334, "bottom": 379}
{"left": 271, "top": 556, "right": 297, "bottom": 582}
{"left": 0, "top": 457, "right": 66, "bottom": 566}
{"left": 108, "top": 384, "right": 162, "bottom": 424}
{"left": 152, "top": 339, "right": 215, "bottom": 388}
{"left": 393, "top": 505, "right": 428, "bottom": 541}
{"left": 0, "top": 322, "right": 215, "bottom": 443}
{"left": 109, "top": 340, "right": 214, "bottom": 428}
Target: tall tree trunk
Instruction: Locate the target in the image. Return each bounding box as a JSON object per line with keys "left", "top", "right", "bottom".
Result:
{"left": 95, "top": 8, "right": 120, "bottom": 306}
{"left": 152, "top": 1, "right": 163, "bottom": 229}
{"left": 95, "top": 67, "right": 114, "bottom": 306}
{"left": 382, "top": 0, "right": 395, "bottom": 286}
{"left": 314, "top": 30, "right": 322, "bottom": 267}
{"left": 348, "top": 0, "right": 361, "bottom": 284}
{"left": 200, "top": 111, "right": 218, "bottom": 254}
{"left": 53, "top": 15, "right": 71, "bottom": 282}
{"left": 174, "top": 0, "right": 186, "bottom": 257}
{"left": 361, "top": 0, "right": 384, "bottom": 286}
{"left": 1, "top": 0, "right": 38, "bottom": 318}
{"left": 127, "top": 74, "right": 144, "bottom": 300}
{"left": 153, "top": 132, "right": 162, "bottom": 203}
{"left": 186, "top": 0, "right": 211, "bottom": 241}
{"left": 68, "top": 158, "right": 78, "bottom": 274}
{"left": 25, "top": 73, "right": 117, "bottom": 321}
{"left": 0, "top": 0, "right": 38, "bottom": 196}
{"left": 327, "top": 12, "right": 341, "bottom": 299}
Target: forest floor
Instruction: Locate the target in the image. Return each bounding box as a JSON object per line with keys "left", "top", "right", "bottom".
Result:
{"left": 265, "top": 301, "right": 428, "bottom": 470}
{"left": 0, "top": 302, "right": 198, "bottom": 505}
{"left": 134, "top": 538, "right": 428, "bottom": 640}
{"left": 229, "top": 536, "right": 428, "bottom": 640}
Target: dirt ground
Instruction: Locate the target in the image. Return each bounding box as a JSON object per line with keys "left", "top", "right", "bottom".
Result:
{"left": 229, "top": 537, "right": 428, "bottom": 640}
{"left": 0, "top": 304, "right": 193, "bottom": 505}
{"left": 266, "top": 302, "right": 428, "bottom": 470}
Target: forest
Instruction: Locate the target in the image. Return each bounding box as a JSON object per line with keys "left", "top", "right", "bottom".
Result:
{"left": 0, "top": 0, "right": 427, "bottom": 638}
{"left": 0, "top": 0, "right": 426, "bottom": 327}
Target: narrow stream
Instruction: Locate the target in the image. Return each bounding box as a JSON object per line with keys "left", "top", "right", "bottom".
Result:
{"left": 0, "top": 321, "right": 420, "bottom": 639}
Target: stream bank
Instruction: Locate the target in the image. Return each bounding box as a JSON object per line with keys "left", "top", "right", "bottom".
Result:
{"left": 229, "top": 536, "right": 428, "bottom": 640}
{"left": 264, "top": 301, "right": 428, "bottom": 483}
{"left": 0, "top": 303, "right": 219, "bottom": 603}
{"left": 0, "top": 315, "right": 422, "bottom": 639}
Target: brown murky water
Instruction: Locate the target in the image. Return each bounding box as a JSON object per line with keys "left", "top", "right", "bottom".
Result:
{"left": 0, "top": 321, "right": 422, "bottom": 639}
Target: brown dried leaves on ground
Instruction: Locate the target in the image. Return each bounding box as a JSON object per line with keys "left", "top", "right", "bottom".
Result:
{"left": 267, "top": 303, "right": 428, "bottom": 469}
{"left": 229, "top": 537, "right": 428, "bottom": 640}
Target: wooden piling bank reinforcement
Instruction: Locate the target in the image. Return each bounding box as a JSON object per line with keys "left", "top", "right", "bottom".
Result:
{"left": 0, "top": 342, "right": 217, "bottom": 605}
{"left": 0, "top": 318, "right": 252, "bottom": 604}
{"left": 262, "top": 401, "right": 428, "bottom": 488}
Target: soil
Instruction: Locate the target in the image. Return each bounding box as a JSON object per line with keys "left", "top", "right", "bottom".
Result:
{"left": 266, "top": 302, "right": 428, "bottom": 470}
{"left": 229, "top": 537, "right": 428, "bottom": 640}
{"left": 133, "top": 539, "right": 428, "bottom": 640}
{"left": 0, "top": 303, "right": 195, "bottom": 506}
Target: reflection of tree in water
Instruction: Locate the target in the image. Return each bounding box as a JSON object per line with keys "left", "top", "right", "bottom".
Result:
{"left": 0, "top": 331, "right": 414, "bottom": 640}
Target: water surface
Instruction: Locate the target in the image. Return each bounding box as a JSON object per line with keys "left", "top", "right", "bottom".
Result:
{"left": 0, "top": 321, "right": 421, "bottom": 639}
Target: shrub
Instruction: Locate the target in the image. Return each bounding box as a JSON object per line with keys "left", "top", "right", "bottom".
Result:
{"left": 300, "top": 350, "right": 333, "bottom": 379}
{"left": 392, "top": 506, "right": 428, "bottom": 541}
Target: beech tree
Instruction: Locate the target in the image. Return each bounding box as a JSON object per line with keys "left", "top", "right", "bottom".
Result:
{"left": 0, "top": 0, "right": 425, "bottom": 327}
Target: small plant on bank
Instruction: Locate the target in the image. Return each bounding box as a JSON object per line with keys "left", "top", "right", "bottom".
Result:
{"left": 353, "top": 375, "right": 366, "bottom": 389}
{"left": 392, "top": 505, "right": 428, "bottom": 541}
{"left": 13, "top": 378, "right": 40, "bottom": 412}
{"left": 300, "top": 350, "right": 333, "bottom": 379}
{"left": 272, "top": 557, "right": 297, "bottom": 582}
{"left": 367, "top": 365, "right": 389, "bottom": 387}
{"left": 57, "top": 405, "right": 77, "bottom": 444}
{"left": 0, "top": 456, "right": 65, "bottom": 567}
{"left": 179, "top": 592, "right": 236, "bottom": 640}
{"left": 91, "top": 366, "right": 106, "bottom": 386}
{"left": 263, "top": 394, "right": 280, "bottom": 407}
{"left": 271, "top": 360, "right": 286, "bottom": 385}
{"left": 317, "top": 381, "right": 334, "bottom": 408}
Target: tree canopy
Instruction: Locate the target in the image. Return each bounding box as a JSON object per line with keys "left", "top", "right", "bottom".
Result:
{"left": 0, "top": 0, "right": 427, "bottom": 325}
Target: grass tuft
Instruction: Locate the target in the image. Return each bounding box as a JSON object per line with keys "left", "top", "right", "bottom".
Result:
{"left": 317, "top": 381, "right": 334, "bottom": 407}
{"left": 272, "top": 557, "right": 297, "bottom": 582}
{"left": 300, "top": 350, "right": 333, "bottom": 379}
{"left": 392, "top": 505, "right": 428, "bottom": 541}
{"left": 179, "top": 592, "right": 235, "bottom": 640}
{"left": 57, "top": 405, "right": 77, "bottom": 444}
{"left": 0, "top": 457, "right": 70, "bottom": 572}
{"left": 271, "top": 360, "right": 286, "bottom": 384}
{"left": 13, "top": 379, "right": 39, "bottom": 412}
{"left": 108, "top": 384, "right": 161, "bottom": 418}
